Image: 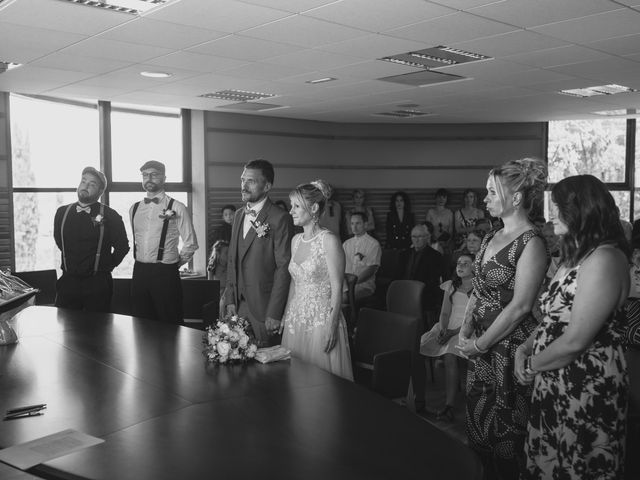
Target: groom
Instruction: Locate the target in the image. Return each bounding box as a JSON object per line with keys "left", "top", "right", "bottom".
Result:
{"left": 224, "top": 159, "right": 294, "bottom": 347}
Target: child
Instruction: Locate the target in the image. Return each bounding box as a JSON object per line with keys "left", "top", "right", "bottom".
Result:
{"left": 419, "top": 253, "right": 474, "bottom": 421}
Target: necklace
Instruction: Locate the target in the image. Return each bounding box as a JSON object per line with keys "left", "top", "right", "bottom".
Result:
{"left": 301, "top": 226, "right": 321, "bottom": 242}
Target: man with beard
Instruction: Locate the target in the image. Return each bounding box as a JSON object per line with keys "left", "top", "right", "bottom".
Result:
{"left": 54, "top": 166, "right": 129, "bottom": 312}
{"left": 130, "top": 160, "right": 198, "bottom": 324}
{"left": 224, "top": 159, "right": 293, "bottom": 346}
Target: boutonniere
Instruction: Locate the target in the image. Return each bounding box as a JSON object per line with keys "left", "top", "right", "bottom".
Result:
{"left": 251, "top": 220, "right": 270, "bottom": 238}
{"left": 92, "top": 214, "right": 105, "bottom": 226}
{"left": 159, "top": 208, "right": 176, "bottom": 220}
{"left": 354, "top": 252, "right": 365, "bottom": 261}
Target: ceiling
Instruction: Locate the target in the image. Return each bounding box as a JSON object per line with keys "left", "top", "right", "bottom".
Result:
{"left": 1, "top": 0, "right": 640, "bottom": 123}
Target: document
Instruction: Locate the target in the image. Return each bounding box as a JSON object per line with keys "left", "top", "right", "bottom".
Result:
{"left": 0, "top": 429, "right": 104, "bottom": 470}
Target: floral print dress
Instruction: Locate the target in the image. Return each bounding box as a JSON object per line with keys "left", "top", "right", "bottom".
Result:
{"left": 524, "top": 260, "right": 628, "bottom": 480}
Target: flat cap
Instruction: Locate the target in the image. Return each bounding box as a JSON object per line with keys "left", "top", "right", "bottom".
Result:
{"left": 82, "top": 166, "right": 107, "bottom": 192}
{"left": 139, "top": 160, "right": 166, "bottom": 174}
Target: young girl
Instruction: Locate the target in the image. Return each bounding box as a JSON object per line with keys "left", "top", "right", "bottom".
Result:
{"left": 420, "top": 253, "right": 474, "bottom": 421}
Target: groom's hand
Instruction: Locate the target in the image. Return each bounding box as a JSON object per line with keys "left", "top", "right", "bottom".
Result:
{"left": 265, "top": 317, "right": 281, "bottom": 336}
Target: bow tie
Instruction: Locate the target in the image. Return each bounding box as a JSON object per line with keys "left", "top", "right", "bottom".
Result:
{"left": 245, "top": 207, "right": 257, "bottom": 217}
{"left": 144, "top": 197, "right": 160, "bottom": 204}
{"left": 76, "top": 205, "right": 91, "bottom": 214}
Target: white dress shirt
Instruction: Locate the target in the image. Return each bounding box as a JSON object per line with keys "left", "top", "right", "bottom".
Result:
{"left": 243, "top": 196, "right": 268, "bottom": 239}
{"left": 129, "top": 192, "right": 198, "bottom": 265}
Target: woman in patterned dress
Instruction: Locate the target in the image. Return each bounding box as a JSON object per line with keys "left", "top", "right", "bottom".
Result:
{"left": 516, "top": 175, "right": 630, "bottom": 480}
{"left": 280, "top": 181, "right": 353, "bottom": 380}
{"left": 457, "top": 158, "right": 548, "bottom": 479}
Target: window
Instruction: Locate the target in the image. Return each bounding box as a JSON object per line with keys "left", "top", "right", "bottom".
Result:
{"left": 547, "top": 118, "right": 634, "bottom": 223}
{"left": 10, "top": 95, "right": 191, "bottom": 276}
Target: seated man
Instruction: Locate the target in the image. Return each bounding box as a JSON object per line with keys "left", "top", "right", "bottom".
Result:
{"left": 343, "top": 211, "right": 381, "bottom": 301}
{"left": 399, "top": 224, "right": 445, "bottom": 320}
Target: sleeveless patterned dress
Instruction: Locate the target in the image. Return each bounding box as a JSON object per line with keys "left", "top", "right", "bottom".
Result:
{"left": 281, "top": 230, "right": 353, "bottom": 380}
{"left": 524, "top": 258, "right": 628, "bottom": 479}
{"left": 466, "top": 229, "right": 543, "bottom": 462}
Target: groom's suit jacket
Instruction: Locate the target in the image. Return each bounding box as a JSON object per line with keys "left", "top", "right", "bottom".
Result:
{"left": 224, "top": 198, "right": 294, "bottom": 323}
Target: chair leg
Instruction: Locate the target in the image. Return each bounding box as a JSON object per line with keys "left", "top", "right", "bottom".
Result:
{"left": 406, "top": 378, "right": 416, "bottom": 414}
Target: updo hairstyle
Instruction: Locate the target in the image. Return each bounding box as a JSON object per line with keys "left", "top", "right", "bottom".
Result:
{"left": 490, "top": 158, "right": 547, "bottom": 213}
{"left": 289, "top": 179, "right": 331, "bottom": 221}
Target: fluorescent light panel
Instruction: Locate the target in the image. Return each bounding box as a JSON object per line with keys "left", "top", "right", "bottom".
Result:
{"left": 593, "top": 108, "right": 638, "bottom": 116}
{"left": 305, "top": 77, "right": 336, "bottom": 84}
{"left": 198, "top": 89, "right": 276, "bottom": 102}
{"left": 381, "top": 45, "right": 492, "bottom": 70}
{"left": 57, "top": 0, "right": 169, "bottom": 15}
{"left": 0, "top": 62, "right": 22, "bottom": 73}
{"left": 560, "top": 84, "right": 638, "bottom": 98}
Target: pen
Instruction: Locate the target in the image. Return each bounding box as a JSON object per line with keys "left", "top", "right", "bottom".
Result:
{"left": 4, "top": 411, "right": 45, "bottom": 420}
{"left": 6, "top": 403, "right": 47, "bottom": 415}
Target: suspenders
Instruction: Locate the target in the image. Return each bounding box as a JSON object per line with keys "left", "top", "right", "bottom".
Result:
{"left": 60, "top": 203, "right": 105, "bottom": 275}
{"left": 131, "top": 198, "right": 175, "bottom": 262}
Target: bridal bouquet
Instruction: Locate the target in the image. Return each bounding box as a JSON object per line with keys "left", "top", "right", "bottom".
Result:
{"left": 203, "top": 315, "right": 258, "bottom": 365}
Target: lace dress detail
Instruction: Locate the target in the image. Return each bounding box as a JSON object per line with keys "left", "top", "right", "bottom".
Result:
{"left": 524, "top": 263, "right": 628, "bottom": 479}
{"left": 281, "top": 230, "right": 353, "bottom": 380}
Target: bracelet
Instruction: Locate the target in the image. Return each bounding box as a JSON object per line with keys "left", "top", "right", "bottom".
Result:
{"left": 524, "top": 356, "right": 538, "bottom": 375}
{"left": 473, "top": 338, "right": 489, "bottom": 354}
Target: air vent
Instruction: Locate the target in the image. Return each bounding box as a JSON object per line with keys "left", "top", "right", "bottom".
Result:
{"left": 560, "top": 84, "right": 638, "bottom": 98}
{"left": 378, "top": 70, "right": 468, "bottom": 87}
{"left": 199, "top": 89, "right": 276, "bottom": 102}
{"left": 57, "top": 0, "right": 170, "bottom": 15}
{"left": 216, "top": 102, "right": 287, "bottom": 112}
{"left": 381, "top": 45, "right": 492, "bottom": 70}
{"left": 373, "top": 110, "right": 435, "bottom": 118}
{"left": 0, "top": 62, "right": 22, "bottom": 74}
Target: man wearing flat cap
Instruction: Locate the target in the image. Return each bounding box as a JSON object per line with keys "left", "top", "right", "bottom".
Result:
{"left": 54, "top": 166, "right": 130, "bottom": 312}
{"left": 129, "top": 160, "right": 198, "bottom": 324}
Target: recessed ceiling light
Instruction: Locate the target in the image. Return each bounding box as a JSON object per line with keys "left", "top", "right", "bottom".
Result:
{"left": 198, "top": 89, "right": 277, "bottom": 102}
{"left": 305, "top": 77, "right": 337, "bottom": 84}
{"left": 559, "top": 84, "right": 638, "bottom": 98}
{"left": 140, "top": 71, "right": 172, "bottom": 78}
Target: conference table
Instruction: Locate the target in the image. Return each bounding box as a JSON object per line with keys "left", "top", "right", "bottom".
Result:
{"left": 0, "top": 307, "right": 481, "bottom": 480}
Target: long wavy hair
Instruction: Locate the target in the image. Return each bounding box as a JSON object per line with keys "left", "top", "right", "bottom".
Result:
{"left": 389, "top": 191, "right": 412, "bottom": 218}
{"left": 450, "top": 253, "right": 474, "bottom": 303}
{"left": 552, "top": 175, "right": 630, "bottom": 267}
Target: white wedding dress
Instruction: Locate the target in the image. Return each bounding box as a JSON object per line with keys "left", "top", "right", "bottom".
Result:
{"left": 281, "top": 230, "right": 353, "bottom": 380}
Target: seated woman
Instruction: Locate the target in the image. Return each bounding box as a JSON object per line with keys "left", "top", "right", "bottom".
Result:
{"left": 420, "top": 253, "right": 474, "bottom": 422}
{"left": 385, "top": 191, "right": 414, "bottom": 250}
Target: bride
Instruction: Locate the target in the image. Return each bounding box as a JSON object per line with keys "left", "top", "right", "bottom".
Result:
{"left": 279, "top": 180, "right": 353, "bottom": 380}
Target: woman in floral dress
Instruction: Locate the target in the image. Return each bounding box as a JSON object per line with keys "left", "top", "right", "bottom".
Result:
{"left": 457, "top": 158, "right": 548, "bottom": 480}
{"left": 516, "top": 175, "right": 629, "bottom": 480}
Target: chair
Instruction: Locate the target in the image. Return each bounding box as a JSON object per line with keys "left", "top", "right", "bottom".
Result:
{"left": 341, "top": 273, "right": 358, "bottom": 334}
{"left": 12, "top": 270, "right": 57, "bottom": 305}
{"left": 353, "top": 307, "right": 420, "bottom": 405}
{"left": 181, "top": 279, "right": 220, "bottom": 329}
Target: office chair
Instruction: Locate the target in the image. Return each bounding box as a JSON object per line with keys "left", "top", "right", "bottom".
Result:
{"left": 13, "top": 269, "right": 57, "bottom": 305}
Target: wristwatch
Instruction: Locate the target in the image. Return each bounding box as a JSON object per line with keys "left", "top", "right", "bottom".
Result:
{"left": 524, "top": 356, "right": 537, "bottom": 375}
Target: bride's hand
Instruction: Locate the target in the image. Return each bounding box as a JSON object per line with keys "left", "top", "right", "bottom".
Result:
{"left": 324, "top": 325, "right": 338, "bottom": 353}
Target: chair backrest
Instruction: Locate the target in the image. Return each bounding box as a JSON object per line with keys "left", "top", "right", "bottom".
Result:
{"left": 182, "top": 279, "right": 220, "bottom": 327}
{"left": 386, "top": 279, "right": 425, "bottom": 319}
{"left": 354, "top": 308, "right": 420, "bottom": 364}
{"left": 12, "top": 270, "right": 57, "bottom": 305}
{"left": 342, "top": 273, "right": 358, "bottom": 331}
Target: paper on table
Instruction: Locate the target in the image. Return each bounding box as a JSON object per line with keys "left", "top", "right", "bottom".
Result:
{"left": 0, "top": 429, "right": 104, "bottom": 470}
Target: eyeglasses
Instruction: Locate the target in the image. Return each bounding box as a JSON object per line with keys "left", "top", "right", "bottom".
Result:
{"left": 142, "top": 172, "right": 163, "bottom": 179}
{"left": 456, "top": 260, "right": 473, "bottom": 267}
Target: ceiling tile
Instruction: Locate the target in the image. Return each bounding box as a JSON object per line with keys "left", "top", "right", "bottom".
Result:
{"left": 99, "top": 17, "right": 227, "bottom": 49}
{"left": 387, "top": 11, "right": 518, "bottom": 44}
{"left": 0, "top": 0, "right": 132, "bottom": 35}
{"left": 549, "top": 57, "right": 640, "bottom": 82}
{"left": 30, "top": 52, "right": 133, "bottom": 74}
{"left": 588, "top": 33, "right": 640, "bottom": 57}
{"left": 61, "top": 37, "right": 173, "bottom": 63}
{"left": 0, "top": 21, "right": 86, "bottom": 63}
{"left": 325, "top": 60, "right": 422, "bottom": 80}
{"left": 318, "top": 34, "right": 431, "bottom": 59}
{"left": 223, "top": 61, "right": 314, "bottom": 81}
{"left": 241, "top": 15, "right": 369, "bottom": 48}
{"left": 452, "top": 30, "right": 568, "bottom": 57}
{"left": 145, "top": 52, "right": 249, "bottom": 74}
{"left": 46, "top": 83, "right": 133, "bottom": 99}
{"left": 304, "top": 0, "right": 455, "bottom": 32}
{"left": 266, "top": 49, "right": 367, "bottom": 71}
{"left": 0, "top": 65, "right": 94, "bottom": 90}
{"left": 503, "top": 45, "right": 609, "bottom": 68}
{"left": 234, "top": 0, "right": 342, "bottom": 13}
{"left": 531, "top": 9, "right": 640, "bottom": 44}
{"left": 147, "top": 0, "right": 292, "bottom": 33}
{"left": 187, "top": 34, "right": 302, "bottom": 61}
{"left": 469, "top": 0, "right": 620, "bottom": 29}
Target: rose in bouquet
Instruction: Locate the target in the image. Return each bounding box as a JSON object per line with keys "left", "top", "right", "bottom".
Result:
{"left": 203, "top": 315, "right": 258, "bottom": 364}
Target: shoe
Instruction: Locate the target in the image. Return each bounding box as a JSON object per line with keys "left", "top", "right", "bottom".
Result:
{"left": 436, "top": 405, "right": 454, "bottom": 422}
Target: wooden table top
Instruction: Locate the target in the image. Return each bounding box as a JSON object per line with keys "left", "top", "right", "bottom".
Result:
{"left": 1, "top": 307, "right": 481, "bottom": 480}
